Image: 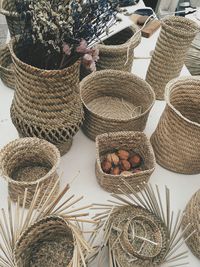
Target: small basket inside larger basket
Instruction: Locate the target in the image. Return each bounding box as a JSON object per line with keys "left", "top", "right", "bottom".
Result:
{"left": 80, "top": 70, "right": 155, "bottom": 141}
{"left": 14, "top": 216, "right": 74, "bottom": 267}
{"left": 95, "top": 131, "right": 156, "bottom": 193}
{"left": 0, "top": 137, "right": 60, "bottom": 207}
{"left": 0, "top": 43, "right": 15, "bottom": 89}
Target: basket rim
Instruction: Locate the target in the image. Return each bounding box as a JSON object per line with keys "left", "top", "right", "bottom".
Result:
{"left": 13, "top": 215, "right": 74, "bottom": 266}
{"left": 0, "top": 137, "right": 60, "bottom": 186}
{"left": 95, "top": 131, "right": 156, "bottom": 178}
{"left": 164, "top": 75, "right": 200, "bottom": 128}
{"left": 8, "top": 37, "right": 81, "bottom": 75}
{"left": 97, "top": 24, "right": 141, "bottom": 51}
{"left": 161, "top": 15, "right": 200, "bottom": 38}
{"left": 0, "top": 43, "right": 14, "bottom": 73}
{"left": 80, "top": 70, "right": 155, "bottom": 122}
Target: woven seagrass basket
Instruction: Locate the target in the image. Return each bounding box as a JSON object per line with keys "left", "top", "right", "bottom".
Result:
{"left": 0, "top": 0, "right": 27, "bottom": 37}
{"left": 0, "top": 137, "right": 60, "bottom": 207}
{"left": 9, "top": 38, "right": 84, "bottom": 156}
{"left": 146, "top": 16, "right": 199, "bottom": 100}
{"left": 95, "top": 131, "right": 156, "bottom": 193}
{"left": 0, "top": 43, "right": 15, "bottom": 89}
{"left": 97, "top": 24, "right": 141, "bottom": 72}
{"left": 80, "top": 70, "right": 155, "bottom": 141}
{"left": 14, "top": 216, "right": 75, "bottom": 267}
{"left": 182, "top": 190, "right": 200, "bottom": 259}
{"left": 151, "top": 76, "right": 200, "bottom": 174}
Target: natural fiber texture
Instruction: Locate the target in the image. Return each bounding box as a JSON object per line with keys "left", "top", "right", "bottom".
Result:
{"left": 146, "top": 16, "right": 199, "bottom": 100}
{"left": 80, "top": 70, "right": 155, "bottom": 141}
{"left": 14, "top": 216, "right": 74, "bottom": 267}
{"left": 0, "top": 0, "right": 25, "bottom": 37}
{"left": 0, "top": 137, "right": 60, "bottom": 207}
{"left": 151, "top": 76, "right": 200, "bottom": 174}
{"left": 92, "top": 184, "right": 192, "bottom": 267}
{"left": 9, "top": 38, "right": 84, "bottom": 155}
{"left": 97, "top": 24, "right": 141, "bottom": 72}
{"left": 182, "top": 190, "right": 200, "bottom": 259}
{"left": 0, "top": 43, "right": 15, "bottom": 89}
{"left": 95, "top": 131, "right": 155, "bottom": 193}
{"left": 0, "top": 182, "right": 93, "bottom": 267}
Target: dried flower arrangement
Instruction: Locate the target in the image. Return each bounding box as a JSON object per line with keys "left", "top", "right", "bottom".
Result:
{"left": 12, "top": 0, "right": 118, "bottom": 70}
{"left": 0, "top": 180, "right": 94, "bottom": 267}
{"left": 90, "top": 182, "right": 195, "bottom": 267}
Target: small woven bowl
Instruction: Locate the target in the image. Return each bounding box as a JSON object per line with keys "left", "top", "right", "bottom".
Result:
{"left": 97, "top": 24, "right": 141, "bottom": 72}
{"left": 95, "top": 131, "right": 156, "bottom": 193}
{"left": 0, "top": 44, "right": 15, "bottom": 89}
{"left": 14, "top": 216, "right": 74, "bottom": 267}
{"left": 0, "top": 137, "right": 60, "bottom": 207}
{"left": 80, "top": 70, "right": 155, "bottom": 141}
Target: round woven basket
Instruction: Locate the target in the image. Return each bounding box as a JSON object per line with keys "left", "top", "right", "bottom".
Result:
{"left": 14, "top": 216, "right": 74, "bottom": 267}
{"left": 80, "top": 70, "right": 155, "bottom": 141}
{"left": 9, "top": 38, "right": 84, "bottom": 156}
{"left": 95, "top": 131, "right": 156, "bottom": 193}
{"left": 0, "top": 137, "right": 60, "bottom": 207}
{"left": 151, "top": 76, "right": 200, "bottom": 174}
{"left": 96, "top": 24, "right": 141, "bottom": 72}
{"left": 146, "top": 16, "right": 199, "bottom": 100}
{"left": 182, "top": 190, "right": 200, "bottom": 259}
{"left": 0, "top": 43, "right": 15, "bottom": 89}
{"left": 0, "top": 0, "right": 26, "bottom": 37}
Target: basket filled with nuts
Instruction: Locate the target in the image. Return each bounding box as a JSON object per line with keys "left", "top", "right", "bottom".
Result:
{"left": 80, "top": 70, "right": 155, "bottom": 141}
{"left": 95, "top": 131, "right": 156, "bottom": 193}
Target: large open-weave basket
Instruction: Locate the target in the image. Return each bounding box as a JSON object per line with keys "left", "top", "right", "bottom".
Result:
{"left": 97, "top": 24, "right": 141, "bottom": 72}
{"left": 182, "top": 189, "right": 200, "bottom": 259}
{"left": 80, "top": 70, "right": 155, "bottom": 141}
{"left": 9, "top": 38, "right": 84, "bottom": 155}
{"left": 146, "top": 16, "right": 199, "bottom": 100}
{"left": 0, "top": 137, "right": 60, "bottom": 207}
{"left": 0, "top": 0, "right": 26, "bottom": 37}
{"left": 14, "top": 216, "right": 75, "bottom": 267}
{"left": 95, "top": 131, "right": 156, "bottom": 193}
{"left": 0, "top": 43, "right": 15, "bottom": 89}
{"left": 151, "top": 76, "right": 200, "bottom": 174}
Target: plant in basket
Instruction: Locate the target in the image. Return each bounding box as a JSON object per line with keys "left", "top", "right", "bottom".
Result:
{"left": 9, "top": 0, "right": 119, "bottom": 155}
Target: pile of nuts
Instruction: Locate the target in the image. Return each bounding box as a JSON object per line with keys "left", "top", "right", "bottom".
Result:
{"left": 101, "top": 149, "right": 144, "bottom": 176}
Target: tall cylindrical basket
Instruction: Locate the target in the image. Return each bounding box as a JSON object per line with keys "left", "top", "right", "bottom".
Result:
{"left": 96, "top": 24, "right": 141, "bottom": 72}
{"left": 151, "top": 76, "right": 200, "bottom": 174}
{"left": 146, "top": 16, "right": 199, "bottom": 100}
{"left": 9, "top": 38, "right": 84, "bottom": 155}
{"left": 0, "top": 137, "right": 60, "bottom": 207}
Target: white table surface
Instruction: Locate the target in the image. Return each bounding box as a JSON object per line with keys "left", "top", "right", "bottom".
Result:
{"left": 1, "top": 2, "right": 200, "bottom": 267}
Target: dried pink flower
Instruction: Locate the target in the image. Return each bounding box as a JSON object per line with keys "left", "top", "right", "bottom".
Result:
{"left": 63, "top": 43, "right": 71, "bottom": 55}
{"left": 90, "top": 47, "right": 99, "bottom": 62}
{"left": 82, "top": 53, "right": 96, "bottom": 72}
{"left": 76, "top": 39, "right": 88, "bottom": 53}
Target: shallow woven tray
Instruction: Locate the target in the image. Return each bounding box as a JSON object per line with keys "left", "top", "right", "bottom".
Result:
{"left": 146, "top": 16, "right": 199, "bottom": 100}
{"left": 97, "top": 24, "right": 141, "bottom": 72}
{"left": 0, "top": 43, "right": 15, "bottom": 89}
{"left": 182, "top": 189, "right": 200, "bottom": 259}
{"left": 0, "top": 137, "right": 60, "bottom": 207}
{"left": 14, "top": 216, "right": 74, "bottom": 267}
{"left": 80, "top": 70, "right": 155, "bottom": 141}
{"left": 151, "top": 76, "right": 200, "bottom": 174}
{"left": 95, "top": 131, "right": 156, "bottom": 193}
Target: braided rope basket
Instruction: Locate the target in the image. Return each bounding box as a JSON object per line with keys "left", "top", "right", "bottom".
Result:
{"left": 146, "top": 16, "right": 199, "bottom": 100}
{"left": 0, "top": 137, "right": 60, "bottom": 207}
{"left": 0, "top": 0, "right": 26, "bottom": 37}
{"left": 182, "top": 190, "right": 200, "bottom": 259}
{"left": 0, "top": 43, "right": 15, "bottom": 89}
{"left": 95, "top": 131, "right": 156, "bottom": 193}
{"left": 96, "top": 24, "right": 141, "bottom": 72}
{"left": 80, "top": 70, "right": 155, "bottom": 141}
{"left": 151, "top": 76, "right": 200, "bottom": 174}
{"left": 9, "top": 38, "right": 84, "bottom": 156}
